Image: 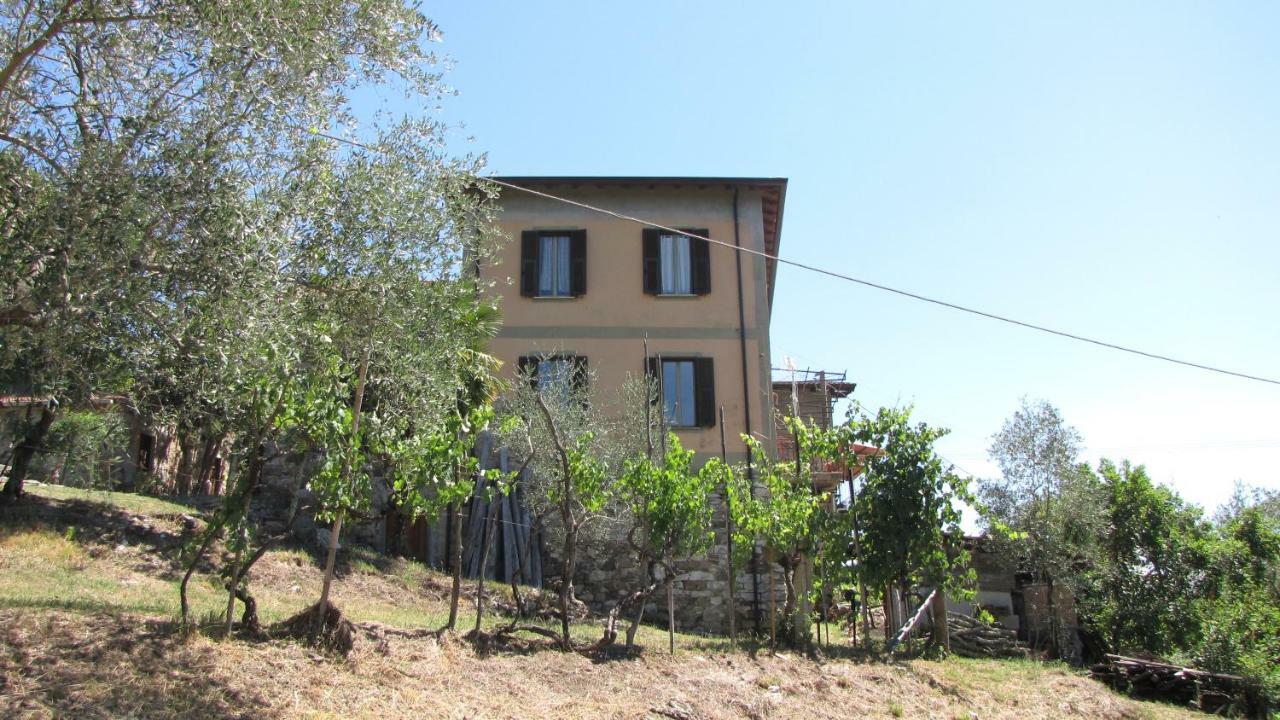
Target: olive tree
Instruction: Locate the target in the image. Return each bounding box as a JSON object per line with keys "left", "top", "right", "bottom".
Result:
{"left": 612, "top": 433, "right": 719, "bottom": 651}
{"left": 0, "top": 0, "right": 455, "bottom": 500}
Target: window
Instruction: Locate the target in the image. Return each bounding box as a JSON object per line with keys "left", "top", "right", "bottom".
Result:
{"left": 645, "top": 356, "right": 715, "bottom": 427}
{"left": 521, "top": 230, "right": 586, "bottom": 297}
{"left": 518, "top": 354, "right": 588, "bottom": 398}
{"left": 643, "top": 228, "right": 710, "bottom": 296}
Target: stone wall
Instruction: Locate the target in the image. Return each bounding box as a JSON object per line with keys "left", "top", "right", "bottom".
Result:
{"left": 543, "top": 497, "right": 789, "bottom": 637}
{"left": 258, "top": 448, "right": 792, "bottom": 637}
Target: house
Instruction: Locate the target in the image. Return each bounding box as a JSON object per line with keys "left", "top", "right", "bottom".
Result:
{"left": 478, "top": 176, "right": 789, "bottom": 632}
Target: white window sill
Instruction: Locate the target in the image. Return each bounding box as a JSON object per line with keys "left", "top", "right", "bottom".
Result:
{"left": 655, "top": 293, "right": 699, "bottom": 298}
{"left": 532, "top": 295, "right": 577, "bottom": 300}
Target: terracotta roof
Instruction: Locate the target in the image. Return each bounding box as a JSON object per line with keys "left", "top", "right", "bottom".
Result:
{"left": 491, "top": 176, "right": 788, "bottom": 308}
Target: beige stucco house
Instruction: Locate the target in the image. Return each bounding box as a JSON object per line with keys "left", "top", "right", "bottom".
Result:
{"left": 483, "top": 177, "right": 786, "bottom": 464}
{"left": 480, "top": 176, "right": 789, "bottom": 632}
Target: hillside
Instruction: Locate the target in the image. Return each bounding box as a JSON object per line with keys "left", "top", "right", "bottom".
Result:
{"left": 1, "top": 485, "right": 1205, "bottom": 720}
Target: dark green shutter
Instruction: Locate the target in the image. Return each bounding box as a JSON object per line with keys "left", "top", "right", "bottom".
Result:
{"left": 689, "top": 229, "right": 711, "bottom": 295}
{"left": 518, "top": 355, "right": 537, "bottom": 389}
{"left": 570, "top": 230, "right": 587, "bottom": 297}
{"left": 642, "top": 229, "right": 660, "bottom": 294}
{"left": 694, "top": 358, "right": 716, "bottom": 427}
{"left": 520, "top": 232, "right": 538, "bottom": 297}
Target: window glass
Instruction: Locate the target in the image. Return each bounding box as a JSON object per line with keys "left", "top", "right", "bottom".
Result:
{"left": 537, "top": 357, "right": 575, "bottom": 398}
{"left": 659, "top": 234, "right": 692, "bottom": 294}
{"left": 661, "top": 359, "right": 696, "bottom": 426}
{"left": 537, "top": 235, "right": 571, "bottom": 296}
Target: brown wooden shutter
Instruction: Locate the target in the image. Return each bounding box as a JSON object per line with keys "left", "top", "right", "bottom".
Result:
{"left": 689, "top": 229, "right": 711, "bottom": 295}
{"left": 520, "top": 232, "right": 538, "bottom": 297}
{"left": 569, "top": 230, "right": 587, "bottom": 297}
{"left": 642, "top": 229, "right": 660, "bottom": 294}
{"left": 694, "top": 358, "right": 716, "bottom": 427}
{"left": 644, "top": 356, "right": 661, "bottom": 413}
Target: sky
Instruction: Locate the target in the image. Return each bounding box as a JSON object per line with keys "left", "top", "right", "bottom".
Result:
{"left": 408, "top": 1, "right": 1279, "bottom": 513}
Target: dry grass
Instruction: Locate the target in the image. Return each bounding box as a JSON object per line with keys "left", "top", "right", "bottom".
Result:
{"left": 0, "top": 487, "right": 1209, "bottom": 720}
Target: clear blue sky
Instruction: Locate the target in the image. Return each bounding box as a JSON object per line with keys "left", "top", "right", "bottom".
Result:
{"left": 412, "top": 1, "right": 1280, "bottom": 512}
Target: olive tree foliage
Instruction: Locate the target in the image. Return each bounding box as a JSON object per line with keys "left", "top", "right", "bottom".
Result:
{"left": 0, "top": 0, "right": 456, "bottom": 499}
{"left": 728, "top": 424, "right": 828, "bottom": 646}
{"left": 612, "top": 431, "right": 719, "bottom": 650}
{"left": 978, "top": 398, "right": 1098, "bottom": 652}
{"left": 268, "top": 130, "right": 501, "bottom": 630}
{"left": 494, "top": 363, "right": 631, "bottom": 650}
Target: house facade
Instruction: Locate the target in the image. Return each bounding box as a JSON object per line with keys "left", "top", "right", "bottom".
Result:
{"left": 481, "top": 176, "right": 788, "bottom": 632}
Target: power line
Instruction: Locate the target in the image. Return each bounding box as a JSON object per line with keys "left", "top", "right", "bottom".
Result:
{"left": 294, "top": 128, "right": 1278, "bottom": 387}
{"left": 482, "top": 177, "right": 1280, "bottom": 387}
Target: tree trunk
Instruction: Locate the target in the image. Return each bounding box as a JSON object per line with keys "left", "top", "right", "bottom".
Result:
{"left": 224, "top": 537, "right": 244, "bottom": 639}
{"left": 666, "top": 575, "right": 675, "bottom": 654}
{"left": 930, "top": 589, "right": 949, "bottom": 652}
{"left": 559, "top": 524, "right": 578, "bottom": 649}
{"left": 180, "top": 531, "right": 218, "bottom": 628}
{"left": 447, "top": 500, "right": 464, "bottom": 630}
{"left": 315, "top": 510, "right": 344, "bottom": 620}
{"left": 314, "top": 344, "right": 370, "bottom": 633}
{"left": 625, "top": 581, "right": 657, "bottom": 647}
{"left": 176, "top": 433, "right": 197, "bottom": 497}
{"left": 2, "top": 405, "right": 55, "bottom": 501}
{"left": 780, "top": 562, "right": 799, "bottom": 646}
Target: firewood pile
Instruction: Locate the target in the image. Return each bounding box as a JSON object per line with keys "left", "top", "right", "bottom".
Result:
{"left": 1089, "top": 654, "right": 1266, "bottom": 718}
{"left": 945, "top": 612, "right": 1028, "bottom": 659}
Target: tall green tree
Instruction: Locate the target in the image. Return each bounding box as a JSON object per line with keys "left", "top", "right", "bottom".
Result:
{"left": 845, "top": 407, "right": 974, "bottom": 625}
{"left": 1091, "top": 459, "right": 1213, "bottom": 655}
{"left": 614, "top": 433, "right": 719, "bottom": 651}
{"left": 978, "top": 398, "right": 1101, "bottom": 653}
{"left": 728, "top": 427, "right": 827, "bottom": 647}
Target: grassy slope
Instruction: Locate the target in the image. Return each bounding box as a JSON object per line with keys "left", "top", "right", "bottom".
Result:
{"left": 1, "top": 485, "right": 1203, "bottom": 720}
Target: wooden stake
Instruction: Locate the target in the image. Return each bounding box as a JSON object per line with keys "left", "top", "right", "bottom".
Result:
{"left": 930, "top": 588, "right": 950, "bottom": 652}
{"left": 667, "top": 576, "right": 675, "bottom": 655}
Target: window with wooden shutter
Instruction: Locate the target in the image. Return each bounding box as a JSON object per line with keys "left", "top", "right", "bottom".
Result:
{"left": 520, "top": 353, "right": 587, "bottom": 399}
{"left": 644, "top": 355, "right": 715, "bottom": 428}
{"left": 644, "top": 228, "right": 710, "bottom": 296}
{"left": 520, "top": 230, "right": 586, "bottom": 298}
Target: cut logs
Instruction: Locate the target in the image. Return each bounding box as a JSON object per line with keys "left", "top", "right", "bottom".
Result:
{"left": 1089, "top": 654, "right": 1267, "bottom": 718}
{"left": 944, "top": 611, "right": 1028, "bottom": 659}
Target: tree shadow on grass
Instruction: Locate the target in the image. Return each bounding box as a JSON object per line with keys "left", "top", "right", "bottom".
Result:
{"left": 0, "top": 493, "right": 201, "bottom": 579}
{"left": 0, "top": 608, "right": 277, "bottom": 720}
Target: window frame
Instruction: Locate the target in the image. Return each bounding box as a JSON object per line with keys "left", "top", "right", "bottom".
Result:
{"left": 644, "top": 355, "right": 716, "bottom": 428}
{"left": 642, "top": 228, "right": 711, "bottom": 296}
{"left": 520, "top": 229, "right": 587, "bottom": 298}
{"left": 517, "top": 353, "right": 589, "bottom": 397}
